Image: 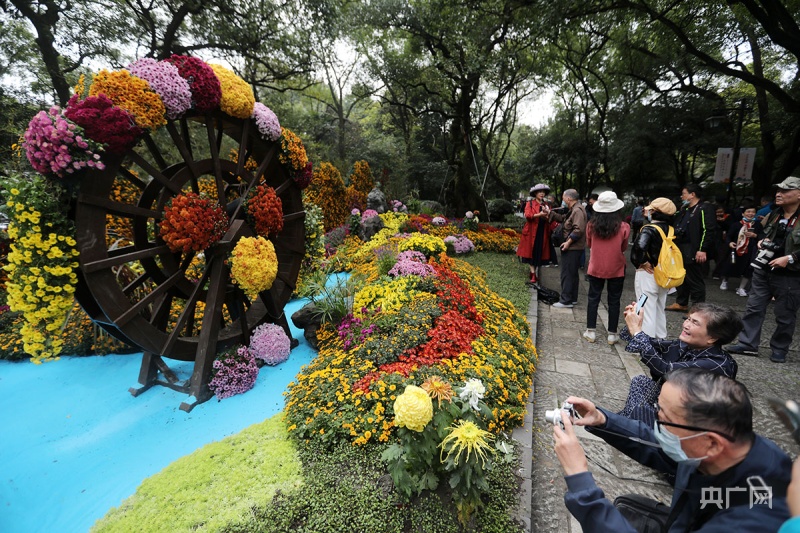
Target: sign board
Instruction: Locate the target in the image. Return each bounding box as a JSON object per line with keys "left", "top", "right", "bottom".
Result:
{"left": 713, "top": 148, "right": 733, "bottom": 183}
{"left": 735, "top": 148, "right": 757, "bottom": 183}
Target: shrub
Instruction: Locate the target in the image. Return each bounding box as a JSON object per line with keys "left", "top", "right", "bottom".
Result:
{"left": 487, "top": 198, "right": 514, "bottom": 220}
{"left": 306, "top": 162, "right": 348, "bottom": 231}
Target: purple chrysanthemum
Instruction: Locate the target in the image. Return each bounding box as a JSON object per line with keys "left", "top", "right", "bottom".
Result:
{"left": 128, "top": 58, "right": 192, "bottom": 119}
{"left": 249, "top": 322, "right": 291, "bottom": 365}
{"left": 252, "top": 102, "right": 281, "bottom": 141}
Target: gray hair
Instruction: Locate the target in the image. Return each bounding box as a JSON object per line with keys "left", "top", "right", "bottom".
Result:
{"left": 665, "top": 368, "right": 753, "bottom": 442}
{"left": 563, "top": 189, "right": 580, "bottom": 200}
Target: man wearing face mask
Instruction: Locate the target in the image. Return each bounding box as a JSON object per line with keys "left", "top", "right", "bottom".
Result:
{"left": 553, "top": 368, "right": 791, "bottom": 532}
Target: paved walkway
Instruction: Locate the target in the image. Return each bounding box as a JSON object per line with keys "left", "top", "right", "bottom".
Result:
{"left": 527, "top": 261, "right": 800, "bottom": 532}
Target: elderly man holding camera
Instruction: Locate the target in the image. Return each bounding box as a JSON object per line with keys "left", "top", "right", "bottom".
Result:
{"left": 552, "top": 368, "right": 791, "bottom": 532}
{"left": 728, "top": 176, "right": 800, "bottom": 363}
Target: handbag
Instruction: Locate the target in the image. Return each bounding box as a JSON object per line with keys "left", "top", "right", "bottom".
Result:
{"left": 613, "top": 494, "right": 670, "bottom": 533}
{"left": 536, "top": 285, "right": 561, "bottom": 305}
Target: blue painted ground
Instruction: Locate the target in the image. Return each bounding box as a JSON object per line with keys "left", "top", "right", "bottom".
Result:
{"left": 0, "top": 297, "right": 316, "bottom": 533}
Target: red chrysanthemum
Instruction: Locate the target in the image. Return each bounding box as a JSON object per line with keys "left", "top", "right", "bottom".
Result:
{"left": 64, "top": 94, "right": 143, "bottom": 154}
{"left": 246, "top": 184, "right": 283, "bottom": 236}
{"left": 164, "top": 55, "right": 222, "bottom": 112}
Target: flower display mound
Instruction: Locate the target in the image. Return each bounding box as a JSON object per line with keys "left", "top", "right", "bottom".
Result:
{"left": 285, "top": 251, "right": 536, "bottom": 447}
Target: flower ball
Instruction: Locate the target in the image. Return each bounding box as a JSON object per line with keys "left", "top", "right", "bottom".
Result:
{"left": 393, "top": 385, "right": 433, "bottom": 432}
{"left": 249, "top": 322, "right": 291, "bottom": 365}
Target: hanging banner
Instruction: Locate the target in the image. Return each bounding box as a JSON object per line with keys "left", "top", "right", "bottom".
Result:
{"left": 714, "top": 148, "right": 733, "bottom": 183}
{"left": 735, "top": 147, "right": 757, "bottom": 183}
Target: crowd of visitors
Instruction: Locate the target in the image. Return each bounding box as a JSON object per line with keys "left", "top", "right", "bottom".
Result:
{"left": 515, "top": 179, "right": 800, "bottom": 532}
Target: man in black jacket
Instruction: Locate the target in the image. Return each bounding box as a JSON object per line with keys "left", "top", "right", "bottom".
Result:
{"left": 666, "top": 184, "right": 717, "bottom": 312}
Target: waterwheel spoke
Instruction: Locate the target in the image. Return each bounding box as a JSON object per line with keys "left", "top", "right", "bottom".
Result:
{"left": 115, "top": 269, "right": 184, "bottom": 326}
{"left": 161, "top": 257, "right": 215, "bottom": 355}
{"left": 274, "top": 270, "right": 296, "bottom": 292}
{"left": 83, "top": 244, "right": 172, "bottom": 273}
{"left": 142, "top": 132, "right": 169, "bottom": 170}
{"left": 282, "top": 210, "right": 305, "bottom": 223}
{"left": 122, "top": 270, "right": 152, "bottom": 297}
{"left": 118, "top": 167, "right": 147, "bottom": 190}
{"left": 127, "top": 151, "right": 182, "bottom": 195}
{"left": 79, "top": 194, "right": 160, "bottom": 219}
{"left": 235, "top": 119, "right": 252, "bottom": 179}
{"left": 166, "top": 120, "right": 200, "bottom": 185}
{"left": 228, "top": 145, "right": 278, "bottom": 221}
{"left": 272, "top": 240, "right": 305, "bottom": 257}
{"left": 206, "top": 119, "right": 226, "bottom": 205}
{"left": 274, "top": 178, "right": 294, "bottom": 196}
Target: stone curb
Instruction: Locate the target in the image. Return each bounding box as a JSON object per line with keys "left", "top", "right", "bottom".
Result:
{"left": 511, "top": 284, "right": 538, "bottom": 532}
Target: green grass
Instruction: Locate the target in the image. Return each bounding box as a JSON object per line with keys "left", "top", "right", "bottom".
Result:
{"left": 461, "top": 251, "right": 532, "bottom": 316}
{"left": 92, "top": 414, "right": 303, "bottom": 532}
{"left": 91, "top": 251, "right": 530, "bottom": 532}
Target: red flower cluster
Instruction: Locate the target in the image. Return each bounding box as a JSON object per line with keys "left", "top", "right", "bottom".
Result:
{"left": 431, "top": 263, "right": 481, "bottom": 322}
{"left": 294, "top": 161, "right": 313, "bottom": 189}
{"left": 246, "top": 184, "right": 283, "bottom": 236}
{"left": 400, "top": 310, "right": 484, "bottom": 366}
{"left": 164, "top": 54, "right": 222, "bottom": 112}
{"left": 159, "top": 192, "right": 229, "bottom": 253}
{"left": 64, "top": 94, "right": 143, "bottom": 154}
{"left": 352, "top": 362, "right": 417, "bottom": 393}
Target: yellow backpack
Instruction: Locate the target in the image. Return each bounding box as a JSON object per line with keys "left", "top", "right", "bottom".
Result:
{"left": 647, "top": 225, "right": 686, "bottom": 289}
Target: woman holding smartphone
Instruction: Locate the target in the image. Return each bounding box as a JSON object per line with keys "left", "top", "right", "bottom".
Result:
{"left": 517, "top": 183, "right": 553, "bottom": 285}
{"left": 617, "top": 302, "right": 741, "bottom": 423}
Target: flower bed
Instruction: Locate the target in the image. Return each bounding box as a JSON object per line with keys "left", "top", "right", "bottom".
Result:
{"left": 285, "top": 251, "right": 536, "bottom": 446}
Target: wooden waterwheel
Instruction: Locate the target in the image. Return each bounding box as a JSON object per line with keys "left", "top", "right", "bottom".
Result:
{"left": 72, "top": 110, "right": 305, "bottom": 411}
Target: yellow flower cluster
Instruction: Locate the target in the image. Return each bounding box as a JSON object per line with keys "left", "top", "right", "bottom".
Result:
{"left": 398, "top": 233, "right": 446, "bottom": 257}
{"left": 463, "top": 229, "right": 519, "bottom": 253}
{"left": 305, "top": 161, "right": 348, "bottom": 231}
{"left": 106, "top": 174, "right": 140, "bottom": 246}
{"left": 278, "top": 128, "right": 309, "bottom": 172}
{"left": 5, "top": 184, "right": 80, "bottom": 364}
{"left": 89, "top": 69, "right": 166, "bottom": 130}
{"left": 208, "top": 64, "right": 255, "bottom": 119}
{"left": 378, "top": 211, "right": 409, "bottom": 234}
{"left": 352, "top": 276, "right": 422, "bottom": 317}
{"left": 229, "top": 236, "right": 278, "bottom": 297}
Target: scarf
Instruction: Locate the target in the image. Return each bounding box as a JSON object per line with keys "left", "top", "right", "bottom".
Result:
{"left": 735, "top": 219, "right": 754, "bottom": 255}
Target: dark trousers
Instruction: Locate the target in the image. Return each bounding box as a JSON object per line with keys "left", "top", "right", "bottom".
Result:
{"left": 738, "top": 269, "right": 800, "bottom": 356}
{"left": 675, "top": 245, "right": 706, "bottom": 306}
{"left": 587, "top": 275, "right": 625, "bottom": 332}
{"left": 559, "top": 249, "right": 582, "bottom": 305}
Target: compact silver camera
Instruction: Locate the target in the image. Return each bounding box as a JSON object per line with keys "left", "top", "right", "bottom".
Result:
{"left": 545, "top": 401, "right": 577, "bottom": 428}
{"left": 751, "top": 239, "right": 782, "bottom": 270}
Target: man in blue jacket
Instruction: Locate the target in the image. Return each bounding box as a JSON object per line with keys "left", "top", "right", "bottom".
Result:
{"left": 553, "top": 368, "right": 791, "bottom": 532}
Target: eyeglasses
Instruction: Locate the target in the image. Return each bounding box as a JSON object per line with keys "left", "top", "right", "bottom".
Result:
{"left": 682, "top": 316, "right": 703, "bottom": 327}
{"left": 653, "top": 402, "right": 736, "bottom": 442}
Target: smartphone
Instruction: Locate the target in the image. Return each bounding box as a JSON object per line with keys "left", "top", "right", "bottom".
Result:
{"left": 634, "top": 294, "right": 648, "bottom": 315}
{"left": 768, "top": 397, "right": 800, "bottom": 445}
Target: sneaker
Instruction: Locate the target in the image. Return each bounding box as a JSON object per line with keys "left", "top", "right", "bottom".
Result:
{"left": 551, "top": 302, "right": 574, "bottom": 309}
{"left": 665, "top": 303, "right": 688, "bottom": 312}
{"left": 667, "top": 287, "right": 677, "bottom": 295}
{"left": 771, "top": 352, "right": 787, "bottom": 363}
{"left": 571, "top": 301, "right": 579, "bottom": 305}
{"left": 582, "top": 330, "right": 596, "bottom": 343}
{"left": 735, "top": 288, "right": 748, "bottom": 297}
{"left": 719, "top": 280, "right": 728, "bottom": 290}
{"left": 726, "top": 343, "right": 759, "bottom": 356}
{"left": 607, "top": 334, "right": 619, "bottom": 345}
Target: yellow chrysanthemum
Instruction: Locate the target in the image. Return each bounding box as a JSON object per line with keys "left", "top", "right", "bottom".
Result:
{"left": 229, "top": 236, "right": 278, "bottom": 297}
{"left": 393, "top": 385, "right": 433, "bottom": 432}
{"left": 440, "top": 420, "right": 494, "bottom": 467}
{"left": 208, "top": 64, "right": 255, "bottom": 119}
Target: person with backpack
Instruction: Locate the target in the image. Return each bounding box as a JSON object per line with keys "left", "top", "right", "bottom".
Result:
{"left": 630, "top": 198, "right": 678, "bottom": 339}
{"left": 666, "top": 184, "right": 718, "bottom": 312}
{"left": 582, "top": 191, "right": 629, "bottom": 345}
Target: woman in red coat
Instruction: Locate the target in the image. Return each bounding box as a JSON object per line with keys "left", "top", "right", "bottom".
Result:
{"left": 517, "top": 183, "right": 553, "bottom": 284}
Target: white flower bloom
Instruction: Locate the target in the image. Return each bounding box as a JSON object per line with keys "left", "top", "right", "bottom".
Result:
{"left": 459, "top": 378, "right": 486, "bottom": 411}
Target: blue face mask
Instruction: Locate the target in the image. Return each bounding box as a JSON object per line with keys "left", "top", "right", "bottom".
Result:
{"left": 647, "top": 214, "right": 653, "bottom": 222}
{"left": 561, "top": 200, "right": 568, "bottom": 208}
{"left": 681, "top": 199, "right": 690, "bottom": 207}
{"left": 653, "top": 420, "right": 708, "bottom": 467}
